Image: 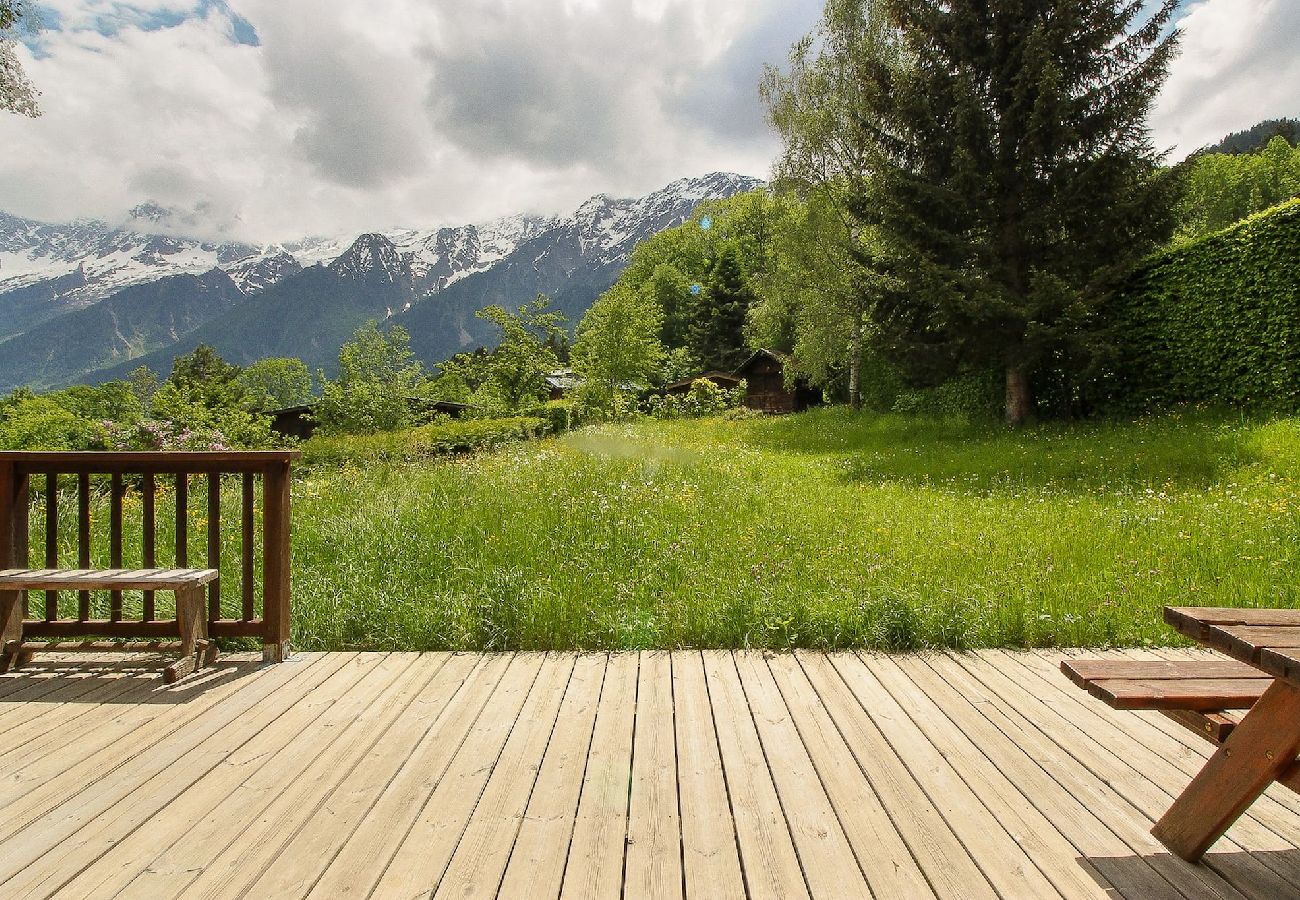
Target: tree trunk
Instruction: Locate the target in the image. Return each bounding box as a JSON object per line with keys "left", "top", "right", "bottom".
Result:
{"left": 848, "top": 318, "right": 862, "bottom": 410}
{"left": 1005, "top": 365, "right": 1032, "bottom": 426}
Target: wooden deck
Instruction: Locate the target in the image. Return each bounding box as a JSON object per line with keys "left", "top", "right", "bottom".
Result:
{"left": 4, "top": 650, "right": 1300, "bottom": 898}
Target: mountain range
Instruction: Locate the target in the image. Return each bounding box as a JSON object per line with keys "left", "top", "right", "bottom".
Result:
{"left": 0, "top": 172, "right": 762, "bottom": 391}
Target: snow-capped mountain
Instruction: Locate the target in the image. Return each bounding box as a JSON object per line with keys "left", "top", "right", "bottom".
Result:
{"left": 0, "top": 172, "right": 764, "bottom": 390}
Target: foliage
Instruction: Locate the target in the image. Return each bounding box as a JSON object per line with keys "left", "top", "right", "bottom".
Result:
{"left": 1102, "top": 198, "right": 1300, "bottom": 411}
{"left": 891, "top": 369, "right": 1003, "bottom": 421}
{"left": 645, "top": 378, "right": 747, "bottom": 420}
{"left": 135, "top": 343, "right": 274, "bottom": 449}
{"left": 300, "top": 416, "right": 548, "bottom": 467}
{"left": 0, "top": 0, "right": 39, "bottom": 117}
{"left": 286, "top": 408, "right": 1300, "bottom": 650}
{"left": 1176, "top": 136, "right": 1300, "bottom": 241}
{"left": 571, "top": 283, "right": 664, "bottom": 415}
{"left": 859, "top": 0, "right": 1181, "bottom": 424}
{"left": 238, "top": 357, "right": 313, "bottom": 411}
{"left": 0, "top": 394, "right": 104, "bottom": 449}
{"left": 524, "top": 400, "right": 577, "bottom": 435}
{"left": 315, "top": 321, "right": 425, "bottom": 435}
{"left": 474, "top": 295, "right": 566, "bottom": 411}
{"left": 1204, "top": 118, "right": 1299, "bottom": 156}
{"left": 689, "top": 243, "right": 755, "bottom": 372}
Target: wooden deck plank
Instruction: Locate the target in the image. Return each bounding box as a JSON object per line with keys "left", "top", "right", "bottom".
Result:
{"left": 732, "top": 651, "right": 870, "bottom": 899}
{"left": 560, "top": 652, "right": 639, "bottom": 900}
{"left": 764, "top": 653, "right": 932, "bottom": 899}
{"left": 244, "top": 653, "right": 486, "bottom": 899}
{"left": 305, "top": 653, "right": 516, "bottom": 900}
{"left": 497, "top": 654, "right": 608, "bottom": 899}
{"left": 868, "top": 653, "right": 1123, "bottom": 899}
{"left": 795, "top": 651, "right": 997, "bottom": 900}
{"left": 702, "top": 650, "right": 810, "bottom": 900}
{"left": 624, "top": 651, "right": 684, "bottom": 900}
{"left": 368, "top": 653, "right": 548, "bottom": 898}
{"left": 924, "top": 652, "right": 1248, "bottom": 900}
{"left": 828, "top": 652, "right": 1066, "bottom": 899}
{"left": 962, "top": 650, "right": 1300, "bottom": 900}
{"left": 128, "top": 653, "right": 431, "bottom": 900}
{"left": 671, "top": 651, "right": 746, "bottom": 900}
{"left": 50, "top": 653, "right": 426, "bottom": 900}
{"left": 433, "top": 654, "right": 580, "bottom": 899}
{"left": 0, "top": 653, "right": 353, "bottom": 896}
{"left": 3, "top": 649, "right": 1300, "bottom": 899}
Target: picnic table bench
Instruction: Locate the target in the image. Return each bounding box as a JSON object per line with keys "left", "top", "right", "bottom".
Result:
{"left": 1064, "top": 606, "right": 1300, "bottom": 861}
{"left": 0, "top": 568, "right": 219, "bottom": 682}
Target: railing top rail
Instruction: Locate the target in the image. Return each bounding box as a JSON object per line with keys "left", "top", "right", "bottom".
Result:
{"left": 0, "top": 450, "right": 300, "bottom": 474}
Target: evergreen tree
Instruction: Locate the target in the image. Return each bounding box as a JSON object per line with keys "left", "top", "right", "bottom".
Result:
{"left": 859, "top": 0, "right": 1180, "bottom": 424}
{"left": 689, "top": 244, "right": 754, "bottom": 372}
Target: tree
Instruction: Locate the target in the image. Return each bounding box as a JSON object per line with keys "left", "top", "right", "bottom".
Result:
{"left": 749, "top": 190, "right": 896, "bottom": 407}
{"left": 689, "top": 243, "right": 754, "bottom": 372}
{"left": 238, "top": 357, "right": 313, "bottom": 410}
{"left": 167, "top": 344, "right": 245, "bottom": 408}
{"left": 475, "top": 294, "right": 565, "bottom": 411}
{"left": 859, "top": 0, "right": 1180, "bottom": 424}
{"left": 316, "top": 321, "right": 425, "bottom": 435}
{"left": 572, "top": 283, "right": 665, "bottom": 411}
{"left": 1176, "top": 135, "right": 1300, "bottom": 240}
{"left": 1, "top": 1, "right": 39, "bottom": 117}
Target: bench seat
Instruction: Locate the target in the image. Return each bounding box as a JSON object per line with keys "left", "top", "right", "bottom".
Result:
{"left": 1061, "top": 658, "right": 1271, "bottom": 710}
{"left": 0, "top": 567, "right": 220, "bottom": 683}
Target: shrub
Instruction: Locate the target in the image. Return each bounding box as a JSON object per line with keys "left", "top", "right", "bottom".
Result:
{"left": 524, "top": 400, "right": 577, "bottom": 434}
{"left": 300, "top": 416, "right": 547, "bottom": 467}
{"left": 891, "top": 369, "right": 1003, "bottom": 421}
{"left": 1103, "top": 198, "right": 1300, "bottom": 411}
{"left": 646, "top": 378, "right": 747, "bottom": 419}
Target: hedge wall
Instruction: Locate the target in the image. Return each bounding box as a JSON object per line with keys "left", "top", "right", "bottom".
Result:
{"left": 1107, "top": 198, "right": 1300, "bottom": 409}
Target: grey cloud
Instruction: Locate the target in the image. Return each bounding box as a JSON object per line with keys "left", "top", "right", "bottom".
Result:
{"left": 673, "top": 0, "right": 822, "bottom": 143}
{"left": 253, "top": 10, "right": 429, "bottom": 188}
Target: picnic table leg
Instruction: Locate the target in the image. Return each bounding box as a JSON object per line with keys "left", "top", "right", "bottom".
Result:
{"left": 0, "top": 588, "right": 21, "bottom": 673}
{"left": 1153, "top": 678, "right": 1300, "bottom": 861}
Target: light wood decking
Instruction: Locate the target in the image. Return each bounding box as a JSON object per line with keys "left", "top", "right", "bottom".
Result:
{"left": 3, "top": 649, "right": 1300, "bottom": 898}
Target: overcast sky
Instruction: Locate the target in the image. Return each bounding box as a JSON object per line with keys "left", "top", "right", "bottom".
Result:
{"left": 1, "top": 0, "right": 1296, "bottom": 244}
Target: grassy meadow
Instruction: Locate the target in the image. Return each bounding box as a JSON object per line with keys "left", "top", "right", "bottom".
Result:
{"left": 285, "top": 407, "right": 1300, "bottom": 651}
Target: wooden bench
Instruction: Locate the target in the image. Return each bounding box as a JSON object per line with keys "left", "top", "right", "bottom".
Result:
{"left": 0, "top": 568, "right": 220, "bottom": 683}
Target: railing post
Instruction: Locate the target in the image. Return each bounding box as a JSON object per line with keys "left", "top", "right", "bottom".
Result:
{"left": 0, "top": 461, "right": 27, "bottom": 668}
{"left": 262, "top": 459, "right": 292, "bottom": 662}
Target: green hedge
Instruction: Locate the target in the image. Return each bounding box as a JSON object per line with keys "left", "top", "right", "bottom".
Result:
{"left": 1107, "top": 198, "right": 1300, "bottom": 409}
{"left": 300, "top": 416, "right": 548, "bottom": 467}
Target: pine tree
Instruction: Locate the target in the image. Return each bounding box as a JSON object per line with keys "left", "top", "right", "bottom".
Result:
{"left": 689, "top": 244, "right": 754, "bottom": 372}
{"left": 859, "top": 0, "right": 1180, "bottom": 424}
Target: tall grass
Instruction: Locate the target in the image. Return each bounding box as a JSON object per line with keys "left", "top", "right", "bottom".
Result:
{"left": 289, "top": 407, "right": 1300, "bottom": 651}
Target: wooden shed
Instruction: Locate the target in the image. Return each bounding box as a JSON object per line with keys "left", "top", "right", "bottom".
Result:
{"left": 733, "top": 349, "right": 821, "bottom": 414}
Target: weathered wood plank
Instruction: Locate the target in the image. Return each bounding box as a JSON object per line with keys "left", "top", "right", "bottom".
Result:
{"left": 1062, "top": 658, "right": 1269, "bottom": 685}
{"left": 670, "top": 651, "right": 746, "bottom": 900}
{"left": 497, "top": 654, "right": 607, "bottom": 899}
{"left": 623, "top": 651, "right": 684, "bottom": 900}
{"left": 560, "top": 652, "right": 638, "bottom": 900}
{"left": 1083, "top": 677, "right": 1269, "bottom": 711}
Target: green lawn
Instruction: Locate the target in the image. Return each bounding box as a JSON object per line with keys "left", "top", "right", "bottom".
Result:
{"left": 289, "top": 407, "right": 1300, "bottom": 651}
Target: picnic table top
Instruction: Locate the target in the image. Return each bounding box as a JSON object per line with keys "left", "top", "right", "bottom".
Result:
{"left": 1166, "top": 606, "right": 1300, "bottom": 686}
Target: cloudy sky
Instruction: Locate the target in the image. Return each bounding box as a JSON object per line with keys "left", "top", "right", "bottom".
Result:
{"left": 1, "top": 0, "right": 1296, "bottom": 244}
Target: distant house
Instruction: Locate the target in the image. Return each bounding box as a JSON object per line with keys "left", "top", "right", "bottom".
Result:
{"left": 267, "top": 398, "right": 473, "bottom": 440}
{"left": 544, "top": 369, "right": 582, "bottom": 400}
{"left": 659, "top": 371, "right": 744, "bottom": 396}
{"left": 733, "top": 349, "right": 821, "bottom": 414}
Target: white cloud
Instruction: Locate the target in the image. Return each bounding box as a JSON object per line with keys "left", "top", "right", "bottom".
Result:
{"left": 0, "top": 0, "right": 812, "bottom": 243}
{"left": 3, "top": 0, "right": 1292, "bottom": 244}
{"left": 1153, "top": 0, "right": 1300, "bottom": 156}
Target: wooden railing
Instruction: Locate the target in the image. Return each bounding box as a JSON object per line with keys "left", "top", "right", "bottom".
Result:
{"left": 0, "top": 451, "right": 299, "bottom": 662}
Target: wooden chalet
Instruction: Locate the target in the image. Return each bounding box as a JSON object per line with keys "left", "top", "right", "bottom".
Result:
{"left": 734, "top": 349, "right": 821, "bottom": 414}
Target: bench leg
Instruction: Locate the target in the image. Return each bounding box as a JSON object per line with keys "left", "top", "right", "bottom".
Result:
{"left": 164, "top": 585, "right": 205, "bottom": 685}
{"left": 1153, "top": 679, "right": 1300, "bottom": 861}
{"left": 0, "top": 590, "right": 22, "bottom": 674}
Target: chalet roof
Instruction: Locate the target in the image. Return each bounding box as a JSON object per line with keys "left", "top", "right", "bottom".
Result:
{"left": 733, "top": 348, "right": 789, "bottom": 375}
{"left": 544, "top": 369, "right": 582, "bottom": 390}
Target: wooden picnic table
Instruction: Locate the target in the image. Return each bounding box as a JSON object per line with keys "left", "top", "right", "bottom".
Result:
{"left": 1153, "top": 606, "right": 1300, "bottom": 860}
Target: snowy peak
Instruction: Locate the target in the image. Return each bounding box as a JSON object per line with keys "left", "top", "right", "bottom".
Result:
{"left": 328, "top": 233, "right": 407, "bottom": 283}
{"left": 225, "top": 250, "right": 302, "bottom": 295}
